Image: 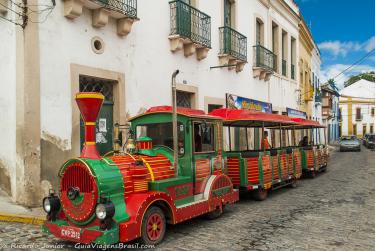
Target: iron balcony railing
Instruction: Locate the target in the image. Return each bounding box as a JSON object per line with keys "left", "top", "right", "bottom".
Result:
{"left": 253, "top": 44, "right": 276, "bottom": 72}
{"left": 219, "top": 26, "right": 247, "bottom": 62}
{"left": 282, "top": 59, "right": 287, "bottom": 76}
{"left": 99, "top": 0, "right": 137, "bottom": 18}
{"left": 169, "top": 0, "right": 211, "bottom": 48}
{"left": 291, "top": 64, "right": 295, "bottom": 80}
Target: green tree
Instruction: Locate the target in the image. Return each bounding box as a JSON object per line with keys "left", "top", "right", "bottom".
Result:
{"left": 344, "top": 72, "right": 375, "bottom": 87}
{"left": 328, "top": 79, "right": 338, "bottom": 91}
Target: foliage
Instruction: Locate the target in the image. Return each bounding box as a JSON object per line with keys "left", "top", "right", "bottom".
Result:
{"left": 328, "top": 79, "right": 338, "bottom": 91}
{"left": 344, "top": 72, "right": 375, "bottom": 87}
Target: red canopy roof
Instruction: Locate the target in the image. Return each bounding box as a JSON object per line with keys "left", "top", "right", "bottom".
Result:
{"left": 209, "top": 108, "right": 297, "bottom": 127}
{"left": 129, "top": 106, "right": 222, "bottom": 121}
{"left": 291, "top": 118, "right": 325, "bottom": 128}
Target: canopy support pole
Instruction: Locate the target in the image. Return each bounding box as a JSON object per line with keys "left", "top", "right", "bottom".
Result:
{"left": 261, "top": 122, "right": 265, "bottom": 151}
{"left": 279, "top": 123, "right": 283, "bottom": 149}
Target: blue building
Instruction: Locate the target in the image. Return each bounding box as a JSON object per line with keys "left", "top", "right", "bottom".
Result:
{"left": 321, "top": 84, "right": 340, "bottom": 143}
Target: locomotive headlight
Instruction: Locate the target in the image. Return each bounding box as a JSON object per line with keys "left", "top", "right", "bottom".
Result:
{"left": 95, "top": 202, "right": 115, "bottom": 220}
{"left": 42, "top": 195, "right": 60, "bottom": 214}
{"left": 43, "top": 198, "right": 51, "bottom": 213}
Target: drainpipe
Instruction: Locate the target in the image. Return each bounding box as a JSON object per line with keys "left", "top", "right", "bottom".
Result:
{"left": 171, "top": 70, "right": 180, "bottom": 174}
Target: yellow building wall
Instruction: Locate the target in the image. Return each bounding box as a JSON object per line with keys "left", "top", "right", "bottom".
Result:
{"left": 298, "top": 20, "right": 314, "bottom": 118}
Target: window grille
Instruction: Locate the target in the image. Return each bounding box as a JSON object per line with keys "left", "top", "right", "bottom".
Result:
{"left": 176, "top": 91, "right": 193, "bottom": 108}
{"left": 79, "top": 75, "right": 115, "bottom": 101}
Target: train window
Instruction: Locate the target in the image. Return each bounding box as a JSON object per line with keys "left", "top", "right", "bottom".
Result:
{"left": 194, "top": 122, "right": 215, "bottom": 153}
{"left": 224, "top": 127, "right": 258, "bottom": 151}
{"left": 136, "top": 122, "right": 185, "bottom": 156}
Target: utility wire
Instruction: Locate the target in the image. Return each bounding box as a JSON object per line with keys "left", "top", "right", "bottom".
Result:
{"left": 322, "top": 48, "right": 375, "bottom": 86}
{"left": 0, "top": 2, "right": 22, "bottom": 16}
{"left": 332, "top": 48, "right": 375, "bottom": 80}
{"left": 8, "top": 0, "right": 23, "bottom": 9}
{"left": 0, "top": 0, "right": 55, "bottom": 27}
{"left": 29, "top": 7, "right": 53, "bottom": 23}
{"left": 0, "top": 14, "right": 22, "bottom": 26}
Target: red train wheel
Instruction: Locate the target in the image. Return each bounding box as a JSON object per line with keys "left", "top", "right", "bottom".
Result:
{"left": 253, "top": 188, "right": 268, "bottom": 201}
{"left": 141, "top": 207, "right": 166, "bottom": 245}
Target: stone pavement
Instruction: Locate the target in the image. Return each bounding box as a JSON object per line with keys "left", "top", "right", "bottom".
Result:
{"left": 0, "top": 147, "right": 374, "bottom": 250}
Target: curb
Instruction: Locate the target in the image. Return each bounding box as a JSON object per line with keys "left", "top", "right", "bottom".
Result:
{"left": 0, "top": 213, "right": 45, "bottom": 225}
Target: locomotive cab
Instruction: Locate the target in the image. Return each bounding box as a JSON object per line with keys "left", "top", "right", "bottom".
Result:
{"left": 129, "top": 106, "right": 234, "bottom": 203}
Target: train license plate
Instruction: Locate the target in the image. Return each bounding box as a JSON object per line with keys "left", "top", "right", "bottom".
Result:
{"left": 61, "top": 226, "right": 81, "bottom": 241}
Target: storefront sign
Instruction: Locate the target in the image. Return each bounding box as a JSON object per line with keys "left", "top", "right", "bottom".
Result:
{"left": 286, "top": 107, "right": 307, "bottom": 119}
{"left": 226, "top": 93, "right": 272, "bottom": 113}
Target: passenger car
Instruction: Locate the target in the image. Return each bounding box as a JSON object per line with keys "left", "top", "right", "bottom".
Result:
{"left": 364, "top": 134, "right": 375, "bottom": 149}
{"left": 339, "top": 136, "right": 361, "bottom": 152}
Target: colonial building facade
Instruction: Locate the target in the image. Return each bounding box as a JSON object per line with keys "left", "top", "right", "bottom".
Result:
{"left": 339, "top": 79, "right": 375, "bottom": 138}
{"left": 322, "top": 84, "right": 340, "bottom": 143}
{"left": 0, "top": 0, "right": 320, "bottom": 206}
{"left": 311, "top": 42, "right": 322, "bottom": 122}
{"left": 298, "top": 17, "right": 314, "bottom": 118}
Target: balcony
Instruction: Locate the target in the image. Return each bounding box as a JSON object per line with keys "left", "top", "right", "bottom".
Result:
{"left": 63, "top": 0, "right": 137, "bottom": 36}
{"left": 291, "top": 64, "right": 295, "bottom": 80}
{"left": 304, "top": 87, "right": 314, "bottom": 102}
{"left": 282, "top": 59, "right": 287, "bottom": 76}
{"left": 322, "top": 96, "right": 332, "bottom": 108}
{"left": 169, "top": 0, "right": 211, "bottom": 60}
{"left": 252, "top": 44, "right": 276, "bottom": 81}
{"left": 218, "top": 26, "right": 247, "bottom": 72}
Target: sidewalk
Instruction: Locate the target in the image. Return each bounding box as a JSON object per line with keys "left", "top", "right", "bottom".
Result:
{"left": 0, "top": 188, "right": 45, "bottom": 225}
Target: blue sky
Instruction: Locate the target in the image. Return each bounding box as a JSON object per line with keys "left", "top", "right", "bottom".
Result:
{"left": 295, "top": 0, "right": 375, "bottom": 88}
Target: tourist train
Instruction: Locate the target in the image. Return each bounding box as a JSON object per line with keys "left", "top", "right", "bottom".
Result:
{"left": 42, "top": 91, "right": 328, "bottom": 245}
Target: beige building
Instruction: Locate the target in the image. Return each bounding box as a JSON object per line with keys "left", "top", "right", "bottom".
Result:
{"left": 298, "top": 17, "right": 314, "bottom": 118}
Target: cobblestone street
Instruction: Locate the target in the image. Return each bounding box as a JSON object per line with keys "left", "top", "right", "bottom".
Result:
{"left": 1, "top": 147, "right": 374, "bottom": 250}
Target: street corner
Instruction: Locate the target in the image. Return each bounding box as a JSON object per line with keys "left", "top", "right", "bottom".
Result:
{"left": 0, "top": 213, "right": 45, "bottom": 225}
{"left": 0, "top": 189, "right": 45, "bottom": 226}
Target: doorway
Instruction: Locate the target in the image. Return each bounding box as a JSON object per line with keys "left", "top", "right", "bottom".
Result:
{"left": 79, "top": 75, "right": 116, "bottom": 156}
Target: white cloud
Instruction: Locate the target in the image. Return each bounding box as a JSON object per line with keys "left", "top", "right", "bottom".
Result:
{"left": 318, "top": 41, "right": 361, "bottom": 57}
{"left": 321, "top": 64, "right": 375, "bottom": 90}
{"left": 364, "top": 36, "right": 375, "bottom": 52}
{"left": 369, "top": 55, "right": 375, "bottom": 62}
{"left": 318, "top": 36, "right": 375, "bottom": 57}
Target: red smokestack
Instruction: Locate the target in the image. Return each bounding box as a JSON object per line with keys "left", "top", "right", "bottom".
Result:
{"left": 75, "top": 92, "right": 104, "bottom": 159}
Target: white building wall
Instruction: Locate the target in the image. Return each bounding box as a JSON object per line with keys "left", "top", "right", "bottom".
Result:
{"left": 38, "top": 0, "right": 301, "bottom": 148}
{"left": 352, "top": 103, "right": 374, "bottom": 136}
{"left": 340, "top": 80, "right": 375, "bottom": 137}
{"left": 0, "top": 0, "right": 302, "bottom": 200}
{"left": 0, "top": 7, "right": 17, "bottom": 196}
{"left": 311, "top": 43, "right": 321, "bottom": 122}
{"left": 340, "top": 100, "right": 375, "bottom": 137}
